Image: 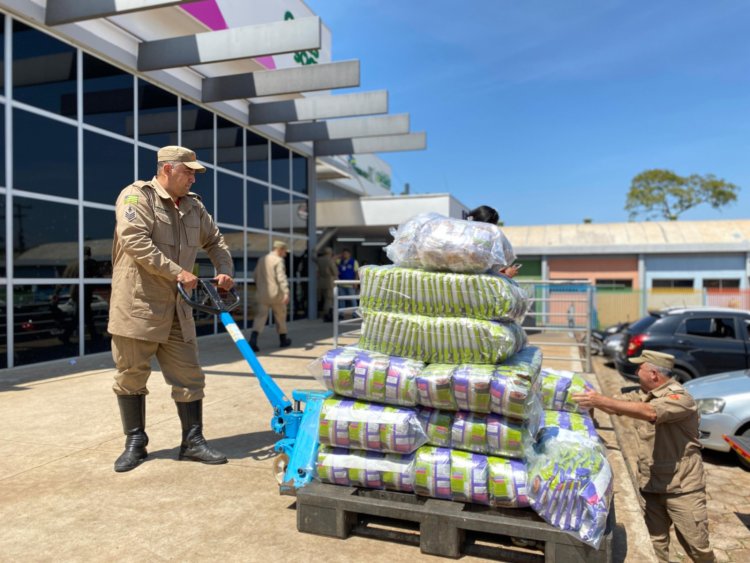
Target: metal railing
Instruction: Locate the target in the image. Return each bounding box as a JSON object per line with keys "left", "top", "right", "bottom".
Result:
{"left": 332, "top": 279, "right": 362, "bottom": 347}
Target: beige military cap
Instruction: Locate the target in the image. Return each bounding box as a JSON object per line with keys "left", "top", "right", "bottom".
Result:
{"left": 628, "top": 350, "right": 675, "bottom": 370}
{"left": 157, "top": 145, "right": 206, "bottom": 173}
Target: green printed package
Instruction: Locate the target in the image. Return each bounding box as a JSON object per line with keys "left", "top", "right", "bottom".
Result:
{"left": 359, "top": 265, "right": 529, "bottom": 322}
{"left": 416, "top": 364, "right": 458, "bottom": 410}
{"left": 417, "top": 408, "right": 453, "bottom": 447}
{"left": 359, "top": 310, "right": 526, "bottom": 364}
{"left": 450, "top": 450, "right": 489, "bottom": 504}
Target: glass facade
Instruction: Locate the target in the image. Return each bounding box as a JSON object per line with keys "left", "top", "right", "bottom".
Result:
{"left": 0, "top": 17, "right": 311, "bottom": 369}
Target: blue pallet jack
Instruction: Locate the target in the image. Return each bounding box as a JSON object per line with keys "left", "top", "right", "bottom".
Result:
{"left": 178, "top": 279, "right": 331, "bottom": 495}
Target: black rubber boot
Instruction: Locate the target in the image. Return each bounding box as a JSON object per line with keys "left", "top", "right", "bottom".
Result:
{"left": 114, "top": 395, "right": 148, "bottom": 473}
{"left": 279, "top": 334, "right": 292, "bottom": 348}
{"left": 249, "top": 331, "right": 259, "bottom": 352}
{"left": 176, "top": 400, "right": 227, "bottom": 464}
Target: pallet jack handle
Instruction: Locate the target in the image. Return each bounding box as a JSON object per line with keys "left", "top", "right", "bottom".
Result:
{"left": 178, "top": 279, "right": 293, "bottom": 417}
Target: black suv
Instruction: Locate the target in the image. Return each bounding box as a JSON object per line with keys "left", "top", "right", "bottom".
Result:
{"left": 615, "top": 307, "right": 750, "bottom": 382}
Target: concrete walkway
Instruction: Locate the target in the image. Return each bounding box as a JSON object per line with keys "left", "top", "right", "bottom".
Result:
{"left": 1, "top": 320, "right": 651, "bottom": 561}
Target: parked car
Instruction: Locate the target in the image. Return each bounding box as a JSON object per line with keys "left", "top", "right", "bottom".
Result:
{"left": 683, "top": 369, "right": 750, "bottom": 470}
{"left": 602, "top": 332, "right": 627, "bottom": 359}
{"left": 591, "top": 322, "right": 628, "bottom": 355}
{"left": 615, "top": 307, "right": 750, "bottom": 382}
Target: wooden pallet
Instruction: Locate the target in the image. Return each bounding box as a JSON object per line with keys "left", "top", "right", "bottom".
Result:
{"left": 297, "top": 482, "right": 613, "bottom": 562}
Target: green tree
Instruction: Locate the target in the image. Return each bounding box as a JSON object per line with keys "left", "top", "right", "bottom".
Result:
{"left": 625, "top": 169, "right": 740, "bottom": 221}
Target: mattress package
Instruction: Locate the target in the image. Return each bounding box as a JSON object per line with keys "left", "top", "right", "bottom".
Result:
{"left": 359, "top": 310, "right": 527, "bottom": 365}
{"left": 358, "top": 265, "right": 529, "bottom": 322}
{"left": 385, "top": 212, "right": 516, "bottom": 274}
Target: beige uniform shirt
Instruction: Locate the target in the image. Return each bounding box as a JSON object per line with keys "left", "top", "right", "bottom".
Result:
{"left": 619, "top": 379, "right": 705, "bottom": 493}
{"left": 313, "top": 254, "right": 338, "bottom": 290}
{"left": 253, "top": 252, "right": 289, "bottom": 304}
{"left": 108, "top": 178, "right": 233, "bottom": 343}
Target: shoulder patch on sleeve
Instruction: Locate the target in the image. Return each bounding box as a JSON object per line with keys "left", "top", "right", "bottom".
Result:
{"left": 668, "top": 394, "right": 681, "bottom": 400}
{"left": 124, "top": 195, "right": 139, "bottom": 205}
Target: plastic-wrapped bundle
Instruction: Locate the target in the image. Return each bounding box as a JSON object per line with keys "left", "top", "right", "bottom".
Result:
{"left": 416, "top": 364, "right": 458, "bottom": 410}
{"left": 358, "top": 265, "right": 529, "bottom": 322}
{"left": 490, "top": 373, "right": 532, "bottom": 420}
{"left": 535, "top": 410, "right": 599, "bottom": 442}
{"left": 450, "top": 450, "right": 489, "bottom": 505}
{"left": 488, "top": 457, "right": 530, "bottom": 508}
{"left": 309, "top": 347, "right": 422, "bottom": 406}
{"left": 495, "top": 346, "right": 543, "bottom": 383}
{"left": 318, "top": 398, "right": 428, "bottom": 454}
{"left": 453, "top": 364, "right": 494, "bottom": 412}
{"left": 385, "top": 213, "right": 516, "bottom": 274}
{"left": 417, "top": 408, "right": 453, "bottom": 447}
{"left": 537, "top": 369, "right": 595, "bottom": 413}
{"left": 316, "top": 445, "right": 415, "bottom": 492}
{"left": 360, "top": 310, "right": 527, "bottom": 364}
{"left": 418, "top": 409, "right": 527, "bottom": 459}
{"left": 414, "top": 446, "right": 452, "bottom": 500}
{"left": 526, "top": 429, "right": 613, "bottom": 549}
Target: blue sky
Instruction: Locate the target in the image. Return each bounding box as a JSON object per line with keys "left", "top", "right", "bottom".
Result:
{"left": 304, "top": 0, "right": 750, "bottom": 226}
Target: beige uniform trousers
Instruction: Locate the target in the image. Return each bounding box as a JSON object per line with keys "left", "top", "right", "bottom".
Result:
{"left": 111, "top": 317, "right": 204, "bottom": 402}
{"left": 642, "top": 489, "right": 715, "bottom": 563}
{"left": 252, "top": 300, "right": 288, "bottom": 335}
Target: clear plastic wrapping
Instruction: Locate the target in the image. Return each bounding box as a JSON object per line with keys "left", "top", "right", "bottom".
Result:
{"left": 536, "top": 368, "right": 595, "bottom": 413}
{"left": 358, "top": 265, "right": 530, "bottom": 322}
{"left": 316, "top": 445, "right": 416, "bottom": 492}
{"left": 316, "top": 445, "right": 530, "bottom": 508}
{"left": 359, "top": 310, "right": 527, "bottom": 365}
{"left": 526, "top": 429, "right": 613, "bottom": 549}
{"left": 418, "top": 408, "right": 528, "bottom": 459}
{"left": 318, "top": 397, "right": 428, "bottom": 454}
{"left": 385, "top": 213, "right": 516, "bottom": 274}
{"left": 533, "top": 410, "right": 600, "bottom": 442}
{"left": 309, "top": 347, "right": 543, "bottom": 420}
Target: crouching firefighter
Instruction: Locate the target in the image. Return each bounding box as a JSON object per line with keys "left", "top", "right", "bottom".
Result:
{"left": 108, "top": 146, "right": 235, "bottom": 472}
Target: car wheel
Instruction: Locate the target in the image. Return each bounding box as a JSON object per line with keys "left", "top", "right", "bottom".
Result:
{"left": 672, "top": 368, "right": 692, "bottom": 383}
{"left": 736, "top": 428, "right": 750, "bottom": 471}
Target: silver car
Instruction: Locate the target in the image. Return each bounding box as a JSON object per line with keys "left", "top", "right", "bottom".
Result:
{"left": 683, "top": 369, "right": 750, "bottom": 469}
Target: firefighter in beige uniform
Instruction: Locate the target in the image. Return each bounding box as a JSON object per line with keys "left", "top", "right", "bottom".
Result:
{"left": 249, "top": 240, "right": 291, "bottom": 352}
{"left": 573, "top": 350, "right": 715, "bottom": 563}
{"left": 109, "top": 146, "right": 235, "bottom": 473}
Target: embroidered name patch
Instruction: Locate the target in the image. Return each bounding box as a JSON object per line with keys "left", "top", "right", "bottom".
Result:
{"left": 124, "top": 206, "right": 136, "bottom": 222}
{"left": 668, "top": 394, "right": 681, "bottom": 400}
{"left": 124, "top": 195, "right": 139, "bottom": 205}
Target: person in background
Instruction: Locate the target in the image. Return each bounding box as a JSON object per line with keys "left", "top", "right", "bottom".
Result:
{"left": 250, "top": 240, "right": 292, "bottom": 352}
{"left": 109, "top": 145, "right": 234, "bottom": 473}
{"left": 466, "top": 205, "right": 520, "bottom": 278}
{"left": 572, "top": 351, "right": 715, "bottom": 563}
{"left": 313, "top": 246, "right": 338, "bottom": 322}
{"left": 336, "top": 248, "right": 359, "bottom": 316}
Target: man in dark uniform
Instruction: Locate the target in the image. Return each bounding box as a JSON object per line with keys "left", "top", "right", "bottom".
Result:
{"left": 572, "top": 350, "right": 715, "bottom": 562}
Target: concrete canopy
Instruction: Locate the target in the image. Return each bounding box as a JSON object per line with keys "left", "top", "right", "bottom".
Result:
{"left": 286, "top": 114, "right": 409, "bottom": 143}
{"left": 202, "top": 60, "right": 360, "bottom": 102}
{"left": 248, "top": 90, "right": 388, "bottom": 125}
{"left": 137, "top": 17, "right": 321, "bottom": 71}
{"left": 314, "top": 132, "right": 426, "bottom": 156}
{"left": 45, "top": 0, "right": 201, "bottom": 26}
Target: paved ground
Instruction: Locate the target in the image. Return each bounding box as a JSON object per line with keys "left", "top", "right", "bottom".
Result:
{"left": 0, "top": 319, "right": 663, "bottom": 562}
{"left": 593, "top": 355, "right": 750, "bottom": 562}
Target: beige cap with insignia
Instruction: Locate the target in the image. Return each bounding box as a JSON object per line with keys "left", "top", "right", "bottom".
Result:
{"left": 157, "top": 145, "right": 206, "bottom": 173}
{"left": 628, "top": 350, "right": 675, "bottom": 370}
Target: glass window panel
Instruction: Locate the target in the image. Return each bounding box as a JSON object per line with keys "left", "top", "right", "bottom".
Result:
{"left": 219, "top": 227, "right": 244, "bottom": 278}
{"left": 0, "top": 196, "right": 5, "bottom": 277}
{"left": 246, "top": 130, "right": 268, "bottom": 181}
{"left": 13, "top": 21, "right": 77, "bottom": 116}
{"left": 83, "top": 283, "right": 112, "bottom": 354}
{"left": 270, "top": 142, "right": 290, "bottom": 188}
{"left": 216, "top": 172, "right": 243, "bottom": 226}
{"left": 292, "top": 281, "right": 309, "bottom": 320}
{"left": 138, "top": 80, "right": 178, "bottom": 148}
{"left": 84, "top": 207, "right": 115, "bottom": 278}
{"left": 247, "top": 232, "right": 269, "bottom": 278}
{"left": 292, "top": 152, "right": 308, "bottom": 194}
{"left": 291, "top": 193, "right": 309, "bottom": 237}
{"left": 84, "top": 131, "right": 134, "bottom": 205}
{"left": 247, "top": 180, "right": 269, "bottom": 231}
{"left": 0, "top": 104, "right": 5, "bottom": 187}
{"left": 270, "top": 188, "right": 290, "bottom": 233}
{"left": 13, "top": 197, "right": 78, "bottom": 278}
{"left": 14, "top": 109, "right": 77, "bottom": 199}
{"left": 138, "top": 146, "right": 158, "bottom": 181}
{"left": 14, "top": 284, "right": 76, "bottom": 365}
{"left": 0, "top": 285, "right": 6, "bottom": 369}
{"left": 181, "top": 102, "right": 214, "bottom": 165}
{"left": 83, "top": 54, "right": 133, "bottom": 136}
{"left": 216, "top": 117, "right": 243, "bottom": 173}
{"left": 194, "top": 169, "right": 214, "bottom": 217}
{"left": 0, "top": 15, "right": 5, "bottom": 89}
